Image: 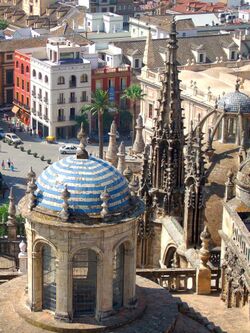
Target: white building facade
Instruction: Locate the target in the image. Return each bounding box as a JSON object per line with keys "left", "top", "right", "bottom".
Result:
{"left": 30, "top": 38, "right": 91, "bottom": 139}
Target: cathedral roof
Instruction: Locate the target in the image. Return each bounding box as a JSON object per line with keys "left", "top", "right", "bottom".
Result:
{"left": 35, "top": 155, "right": 131, "bottom": 216}
{"left": 217, "top": 90, "right": 250, "bottom": 113}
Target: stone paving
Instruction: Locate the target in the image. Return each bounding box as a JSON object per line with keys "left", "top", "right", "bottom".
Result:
{"left": 175, "top": 292, "right": 250, "bottom": 333}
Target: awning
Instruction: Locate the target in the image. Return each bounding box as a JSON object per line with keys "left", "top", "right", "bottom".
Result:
{"left": 12, "top": 105, "right": 20, "bottom": 114}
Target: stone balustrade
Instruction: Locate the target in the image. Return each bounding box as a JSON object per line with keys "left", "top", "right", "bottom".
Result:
{"left": 232, "top": 219, "right": 250, "bottom": 265}
{"left": 136, "top": 267, "right": 220, "bottom": 293}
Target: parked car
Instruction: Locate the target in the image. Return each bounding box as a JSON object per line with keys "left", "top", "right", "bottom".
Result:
{"left": 0, "top": 128, "right": 6, "bottom": 139}
{"left": 5, "top": 133, "right": 23, "bottom": 145}
{"left": 59, "top": 144, "right": 78, "bottom": 154}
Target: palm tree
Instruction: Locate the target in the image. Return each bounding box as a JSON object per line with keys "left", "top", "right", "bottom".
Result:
{"left": 82, "top": 89, "right": 111, "bottom": 159}
{"left": 122, "top": 84, "right": 145, "bottom": 142}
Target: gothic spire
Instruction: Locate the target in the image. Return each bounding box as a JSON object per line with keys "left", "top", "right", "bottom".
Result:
{"left": 143, "top": 28, "right": 155, "bottom": 69}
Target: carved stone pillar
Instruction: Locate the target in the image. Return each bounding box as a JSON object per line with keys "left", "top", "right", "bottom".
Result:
{"left": 106, "top": 121, "right": 118, "bottom": 166}
{"left": 55, "top": 250, "right": 71, "bottom": 322}
{"left": 30, "top": 250, "right": 42, "bottom": 311}
{"left": 132, "top": 115, "right": 145, "bottom": 154}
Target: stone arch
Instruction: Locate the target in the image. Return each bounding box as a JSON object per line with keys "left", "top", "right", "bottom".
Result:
{"left": 112, "top": 236, "right": 133, "bottom": 253}
{"left": 33, "top": 238, "right": 58, "bottom": 256}
{"left": 69, "top": 244, "right": 104, "bottom": 263}
{"left": 163, "top": 244, "right": 177, "bottom": 268}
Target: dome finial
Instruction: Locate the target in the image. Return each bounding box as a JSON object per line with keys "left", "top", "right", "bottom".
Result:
{"left": 76, "top": 123, "right": 89, "bottom": 159}
{"left": 100, "top": 187, "right": 110, "bottom": 218}
{"left": 59, "top": 184, "right": 70, "bottom": 221}
{"left": 28, "top": 177, "right": 37, "bottom": 211}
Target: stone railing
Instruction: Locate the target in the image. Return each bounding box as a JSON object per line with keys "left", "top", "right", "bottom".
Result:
{"left": 92, "top": 65, "right": 130, "bottom": 75}
{"left": 232, "top": 216, "right": 250, "bottom": 265}
{"left": 136, "top": 267, "right": 220, "bottom": 292}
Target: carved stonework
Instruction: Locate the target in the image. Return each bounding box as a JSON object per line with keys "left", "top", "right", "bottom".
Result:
{"left": 221, "top": 246, "right": 249, "bottom": 309}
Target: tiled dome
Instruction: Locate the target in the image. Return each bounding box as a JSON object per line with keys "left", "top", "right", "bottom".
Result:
{"left": 35, "top": 155, "right": 130, "bottom": 216}
{"left": 218, "top": 90, "right": 250, "bottom": 113}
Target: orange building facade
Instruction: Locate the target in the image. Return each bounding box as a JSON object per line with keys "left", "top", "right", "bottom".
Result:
{"left": 13, "top": 50, "right": 31, "bottom": 127}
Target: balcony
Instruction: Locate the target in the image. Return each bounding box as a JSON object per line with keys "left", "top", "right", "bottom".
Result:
{"left": 43, "top": 114, "right": 49, "bottom": 121}
{"left": 13, "top": 98, "right": 30, "bottom": 112}
{"left": 37, "top": 93, "right": 42, "bottom": 101}
{"left": 69, "top": 115, "right": 76, "bottom": 121}
{"left": 57, "top": 98, "right": 65, "bottom": 104}
{"left": 31, "top": 108, "right": 36, "bottom": 115}
{"left": 57, "top": 116, "right": 65, "bottom": 122}
{"left": 32, "top": 90, "right": 36, "bottom": 97}
{"left": 80, "top": 97, "right": 88, "bottom": 102}
{"left": 37, "top": 111, "right": 42, "bottom": 118}
{"left": 69, "top": 81, "right": 76, "bottom": 88}
{"left": 44, "top": 97, "right": 48, "bottom": 104}
{"left": 69, "top": 97, "right": 77, "bottom": 103}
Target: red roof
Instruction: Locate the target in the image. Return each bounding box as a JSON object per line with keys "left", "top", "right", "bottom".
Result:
{"left": 172, "top": 0, "right": 227, "bottom": 13}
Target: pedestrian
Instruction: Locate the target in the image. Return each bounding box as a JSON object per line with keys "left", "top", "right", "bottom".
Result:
{"left": 1, "top": 160, "right": 5, "bottom": 170}
{"left": 7, "top": 158, "right": 11, "bottom": 169}
{"left": 10, "top": 162, "right": 14, "bottom": 172}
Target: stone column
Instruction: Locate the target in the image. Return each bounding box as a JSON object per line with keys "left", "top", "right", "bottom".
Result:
{"left": 106, "top": 121, "right": 118, "bottom": 166}
{"left": 132, "top": 115, "right": 145, "bottom": 154}
{"left": 31, "top": 250, "right": 42, "bottom": 311}
{"left": 196, "top": 225, "right": 211, "bottom": 295}
{"left": 221, "top": 117, "right": 228, "bottom": 143}
{"left": 55, "top": 249, "right": 71, "bottom": 322}
{"left": 96, "top": 247, "right": 113, "bottom": 320}
{"left": 6, "top": 187, "right": 17, "bottom": 241}
{"left": 123, "top": 223, "right": 137, "bottom": 308}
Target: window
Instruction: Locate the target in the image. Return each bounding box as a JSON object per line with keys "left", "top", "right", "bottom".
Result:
{"left": 108, "top": 79, "right": 114, "bottom": 88}
{"left": 38, "top": 72, "right": 42, "bottom": 80}
{"left": 134, "top": 58, "right": 140, "bottom": 68}
{"left": 16, "top": 92, "right": 19, "bottom": 100}
{"left": 57, "top": 76, "right": 65, "bottom": 85}
{"left": 21, "top": 64, "right": 24, "bottom": 74}
{"left": 26, "top": 82, "right": 29, "bottom": 92}
{"left": 199, "top": 53, "right": 204, "bottom": 63}
{"left": 21, "top": 94, "right": 24, "bottom": 104}
{"left": 44, "top": 75, "right": 48, "bottom": 83}
{"left": 6, "top": 69, "right": 13, "bottom": 85}
{"left": 70, "top": 107, "right": 75, "bottom": 120}
{"left": 16, "top": 61, "right": 19, "bottom": 68}
{"left": 148, "top": 103, "right": 153, "bottom": 118}
{"left": 22, "top": 80, "right": 24, "bottom": 90}
{"left": 32, "top": 69, "right": 36, "bottom": 77}
{"left": 58, "top": 109, "right": 64, "bottom": 121}
{"left": 42, "top": 245, "right": 56, "bottom": 311}
{"left": 80, "top": 74, "right": 88, "bottom": 83}
{"left": 81, "top": 91, "right": 87, "bottom": 102}
{"left": 6, "top": 54, "right": 13, "bottom": 61}
{"left": 70, "top": 92, "right": 76, "bottom": 103}
{"left": 26, "top": 66, "right": 29, "bottom": 73}
{"left": 26, "top": 97, "right": 29, "bottom": 106}
{"left": 16, "top": 77, "right": 19, "bottom": 87}
{"left": 96, "top": 80, "right": 102, "bottom": 89}
{"left": 121, "top": 78, "right": 126, "bottom": 90}
{"left": 70, "top": 75, "right": 76, "bottom": 88}
{"left": 231, "top": 50, "right": 236, "bottom": 60}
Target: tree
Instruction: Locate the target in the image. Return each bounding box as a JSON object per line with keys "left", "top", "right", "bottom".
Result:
{"left": 122, "top": 84, "right": 146, "bottom": 142}
{"left": 82, "top": 89, "right": 111, "bottom": 159}
{"left": 0, "top": 203, "right": 25, "bottom": 237}
{"left": 75, "top": 113, "right": 89, "bottom": 133}
{"left": 0, "top": 20, "right": 8, "bottom": 30}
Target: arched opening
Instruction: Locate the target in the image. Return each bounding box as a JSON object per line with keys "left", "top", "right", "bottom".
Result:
{"left": 57, "top": 76, "right": 65, "bottom": 85}
{"left": 38, "top": 72, "right": 42, "bottom": 80}
{"left": 113, "top": 243, "right": 124, "bottom": 310}
{"left": 164, "top": 246, "right": 176, "bottom": 268}
{"left": 72, "top": 248, "right": 97, "bottom": 317}
{"left": 32, "top": 69, "right": 36, "bottom": 78}
{"left": 80, "top": 74, "right": 88, "bottom": 83}
{"left": 26, "top": 65, "right": 29, "bottom": 73}
{"left": 21, "top": 64, "right": 24, "bottom": 74}
{"left": 45, "top": 75, "right": 48, "bottom": 83}
{"left": 70, "top": 75, "right": 76, "bottom": 88}
{"left": 42, "top": 244, "right": 56, "bottom": 311}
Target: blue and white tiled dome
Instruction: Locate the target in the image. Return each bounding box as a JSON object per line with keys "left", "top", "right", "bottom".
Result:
{"left": 218, "top": 90, "right": 250, "bottom": 113}
{"left": 35, "top": 155, "right": 130, "bottom": 216}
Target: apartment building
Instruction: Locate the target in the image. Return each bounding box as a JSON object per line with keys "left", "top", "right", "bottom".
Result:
{"left": 22, "top": 0, "right": 56, "bottom": 16}
{"left": 16, "top": 37, "right": 92, "bottom": 139}
{"left": 13, "top": 49, "right": 31, "bottom": 127}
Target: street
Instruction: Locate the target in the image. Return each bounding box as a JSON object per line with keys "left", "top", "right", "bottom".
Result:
{"left": 0, "top": 116, "right": 132, "bottom": 205}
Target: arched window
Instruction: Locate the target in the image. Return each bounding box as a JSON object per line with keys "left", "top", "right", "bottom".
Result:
{"left": 16, "top": 61, "right": 19, "bottom": 68}
{"left": 113, "top": 243, "right": 124, "bottom": 309}
{"left": 44, "top": 75, "right": 48, "bottom": 83}
{"left": 57, "top": 76, "right": 65, "bottom": 85}
{"left": 80, "top": 74, "right": 88, "bottom": 83}
{"left": 72, "top": 249, "right": 97, "bottom": 316}
{"left": 70, "top": 75, "right": 76, "bottom": 88}
{"left": 21, "top": 64, "right": 24, "bottom": 74}
{"left": 32, "top": 69, "right": 36, "bottom": 77}
{"left": 26, "top": 66, "right": 29, "bottom": 73}
{"left": 42, "top": 244, "right": 56, "bottom": 311}
{"left": 38, "top": 72, "right": 42, "bottom": 80}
